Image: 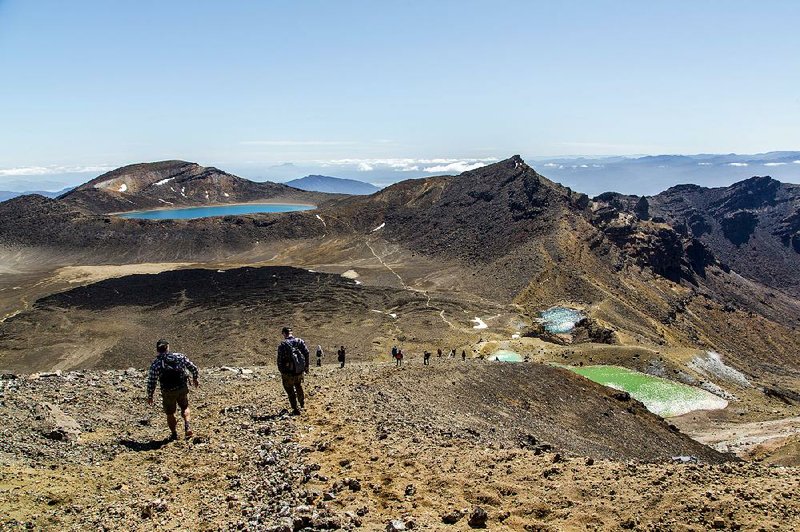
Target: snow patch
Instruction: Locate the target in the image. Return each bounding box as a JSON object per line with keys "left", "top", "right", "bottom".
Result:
{"left": 354, "top": 280, "right": 362, "bottom": 285}
{"left": 118, "top": 183, "right": 128, "bottom": 192}
{"left": 223, "top": 192, "right": 230, "bottom": 197}
{"left": 315, "top": 214, "right": 327, "bottom": 227}
{"left": 511, "top": 333, "right": 521, "bottom": 340}
{"left": 180, "top": 187, "right": 186, "bottom": 197}
{"left": 372, "top": 222, "right": 385, "bottom": 232}
{"left": 471, "top": 317, "right": 488, "bottom": 329}
{"left": 154, "top": 177, "right": 174, "bottom": 186}
{"left": 157, "top": 199, "right": 174, "bottom": 205}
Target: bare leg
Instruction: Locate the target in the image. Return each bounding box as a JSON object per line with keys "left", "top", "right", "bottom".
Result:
{"left": 166, "top": 413, "right": 178, "bottom": 437}
{"left": 181, "top": 406, "right": 192, "bottom": 436}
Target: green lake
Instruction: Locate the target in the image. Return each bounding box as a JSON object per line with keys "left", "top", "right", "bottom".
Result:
{"left": 568, "top": 365, "right": 728, "bottom": 417}
{"left": 490, "top": 350, "right": 524, "bottom": 362}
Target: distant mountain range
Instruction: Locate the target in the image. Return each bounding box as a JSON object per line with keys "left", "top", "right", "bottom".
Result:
{"left": 284, "top": 174, "right": 380, "bottom": 195}
{"left": 0, "top": 187, "right": 72, "bottom": 202}
{"left": 536, "top": 151, "right": 800, "bottom": 196}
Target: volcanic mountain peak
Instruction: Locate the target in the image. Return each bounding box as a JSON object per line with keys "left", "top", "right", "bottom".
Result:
{"left": 57, "top": 160, "right": 336, "bottom": 214}
{"left": 70, "top": 160, "right": 235, "bottom": 195}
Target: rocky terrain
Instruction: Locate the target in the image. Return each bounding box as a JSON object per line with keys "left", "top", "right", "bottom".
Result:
{"left": 3, "top": 363, "right": 799, "bottom": 531}
{"left": 1, "top": 156, "right": 800, "bottom": 529}
{"left": 596, "top": 176, "right": 800, "bottom": 297}
{"left": 59, "top": 160, "right": 338, "bottom": 214}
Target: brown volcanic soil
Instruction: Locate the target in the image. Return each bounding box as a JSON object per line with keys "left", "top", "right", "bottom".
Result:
{"left": 4, "top": 364, "right": 800, "bottom": 531}
{"left": 0, "top": 266, "right": 502, "bottom": 373}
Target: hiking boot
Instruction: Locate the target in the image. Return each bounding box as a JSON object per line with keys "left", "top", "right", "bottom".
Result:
{"left": 290, "top": 408, "right": 302, "bottom": 416}
{"left": 168, "top": 431, "right": 178, "bottom": 441}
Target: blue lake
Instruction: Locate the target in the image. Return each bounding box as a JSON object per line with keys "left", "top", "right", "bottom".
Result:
{"left": 118, "top": 203, "right": 314, "bottom": 220}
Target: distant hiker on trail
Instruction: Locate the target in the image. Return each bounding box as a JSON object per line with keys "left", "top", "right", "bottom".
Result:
{"left": 449, "top": 348, "right": 456, "bottom": 359}
{"left": 462, "top": 350, "right": 466, "bottom": 362}
{"left": 395, "top": 348, "right": 403, "bottom": 367}
{"left": 423, "top": 350, "right": 431, "bottom": 365}
{"left": 146, "top": 339, "right": 199, "bottom": 441}
{"left": 437, "top": 348, "right": 442, "bottom": 358}
{"left": 277, "top": 326, "right": 310, "bottom": 415}
{"left": 316, "top": 345, "right": 324, "bottom": 367}
{"left": 391, "top": 345, "right": 398, "bottom": 359}
{"left": 337, "top": 345, "right": 346, "bottom": 368}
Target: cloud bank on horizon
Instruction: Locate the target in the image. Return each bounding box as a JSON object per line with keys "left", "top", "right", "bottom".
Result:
{"left": 4, "top": 153, "right": 800, "bottom": 198}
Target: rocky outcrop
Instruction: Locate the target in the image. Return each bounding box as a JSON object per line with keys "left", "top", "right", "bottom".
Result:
{"left": 603, "top": 175, "right": 800, "bottom": 296}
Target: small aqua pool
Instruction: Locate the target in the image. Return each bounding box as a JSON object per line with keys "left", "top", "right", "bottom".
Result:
{"left": 539, "top": 307, "right": 583, "bottom": 333}
{"left": 490, "top": 350, "right": 523, "bottom": 362}
{"left": 568, "top": 365, "right": 728, "bottom": 417}
{"left": 118, "top": 203, "right": 314, "bottom": 220}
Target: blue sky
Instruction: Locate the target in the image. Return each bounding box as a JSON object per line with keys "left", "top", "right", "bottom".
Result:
{"left": 1, "top": 0, "right": 799, "bottom": 188}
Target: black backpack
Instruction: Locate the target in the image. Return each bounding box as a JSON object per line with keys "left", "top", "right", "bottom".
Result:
{"left": 282, "top": 340, "right": 306, "bottom": 375}
{"left": 159, "top": 353, "right": 187, "bottom": 390}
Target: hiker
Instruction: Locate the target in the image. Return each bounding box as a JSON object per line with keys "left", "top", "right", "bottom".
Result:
{"left": 316, "top": 345, "right": 324, "bottom": 367}
{"left": 395, "top": 348, "right": 403, "bottom": 367}
{"left": 277, "top": 326, "right": 310, "bottom": 415}
{"left": 462, "top": 350, "right": 466, "bottom": 362}
{"left": 146, "top": 339, "right": 199, "bottom": 441}
{"left": 437, "top": 348, "right": 442, "bottom": 358}
{"left": 391, "top": 345, "right": 398, "bottom": 359}
{"left": 337, "top": 345, "right": 346, "bottom": 368}
{"left": 449, "top": 348, "right": 456, "bottom": 359}
{"left": 423, "top": 350, "right": 431, "bottom": 365}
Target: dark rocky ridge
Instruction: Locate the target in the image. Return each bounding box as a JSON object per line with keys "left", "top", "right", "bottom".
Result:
{"left": 59, "top": 160, "right": 337, "bottom": 214}
{"left": 598, "top": 176, "right": 800, "bottom": 296}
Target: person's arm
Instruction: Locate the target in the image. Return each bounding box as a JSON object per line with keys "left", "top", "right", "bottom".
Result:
{"left": 184, "top": 356, "right": 200, "bottom": 387}
{"left": 300, "top": 340, "right": 310, "bottom": 373}
{"left": 277, "top": 342, "right": 287, "bottom": 373}
{"left": 146, "top": 359, "right": 160, "bottom": 404}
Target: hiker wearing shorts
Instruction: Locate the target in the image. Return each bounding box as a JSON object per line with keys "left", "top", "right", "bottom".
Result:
{"left": 278, "top": 326, "right": 310, "bottom": 415}
{"left": 146, "top": 339, "right": 199, "bottom": 441}
{"left": 395, "top": 348, "right": 403, "bottom": 367}
{"left": 423, "top": 351, "right": 431, "bottom": 365}
{"left": 337, "top": 346, "right": 346, "bottom": 368}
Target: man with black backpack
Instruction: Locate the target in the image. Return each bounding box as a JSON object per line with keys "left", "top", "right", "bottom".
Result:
{"left": 277, "top": 326, "right": 310, "bottom": 415}
{"left": 146, "top": 339, "right": 199, "bottom": 441}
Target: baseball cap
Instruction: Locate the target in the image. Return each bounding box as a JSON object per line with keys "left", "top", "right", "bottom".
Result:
{"left": 156, "top": 339, "right": 169, "bottom": 350}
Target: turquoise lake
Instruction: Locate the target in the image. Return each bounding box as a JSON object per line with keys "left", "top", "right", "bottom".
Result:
{"left": 569, "top": 365, "right": 728, "bottom": 417}
{"left": 118, "top": 203, "right": 314, "bottom": 220}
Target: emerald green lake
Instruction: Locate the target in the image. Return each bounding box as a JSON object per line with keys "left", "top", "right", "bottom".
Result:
{"left": 568, "top": 365, "right": 728, "bottom": 417}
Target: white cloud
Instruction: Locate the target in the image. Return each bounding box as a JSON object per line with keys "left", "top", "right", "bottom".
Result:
{"left": 0, "top": 165, "right": 113, "bottom": 177}
{"left": 727, "top": 162, "right": 749, "bottom": 167}
{"left": 764, "top": 162, "right": 787, "bottom": 167}
{"left": 794, "top": 160, "right": 800, "bottom": 164}
{"left": 698, "top": 162, "right": 713, "bottom": 166}
{"left": 241, "top": 140, "right": 356, "bottom": 146}
{"left": 543, "top": 163, "right": 558, "bottom": 167}
{"left": 318, "top": 157, "right": 498, "bottom": 174}
{"left": 422, "top": 161, "right": 488, "bottom": 173}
